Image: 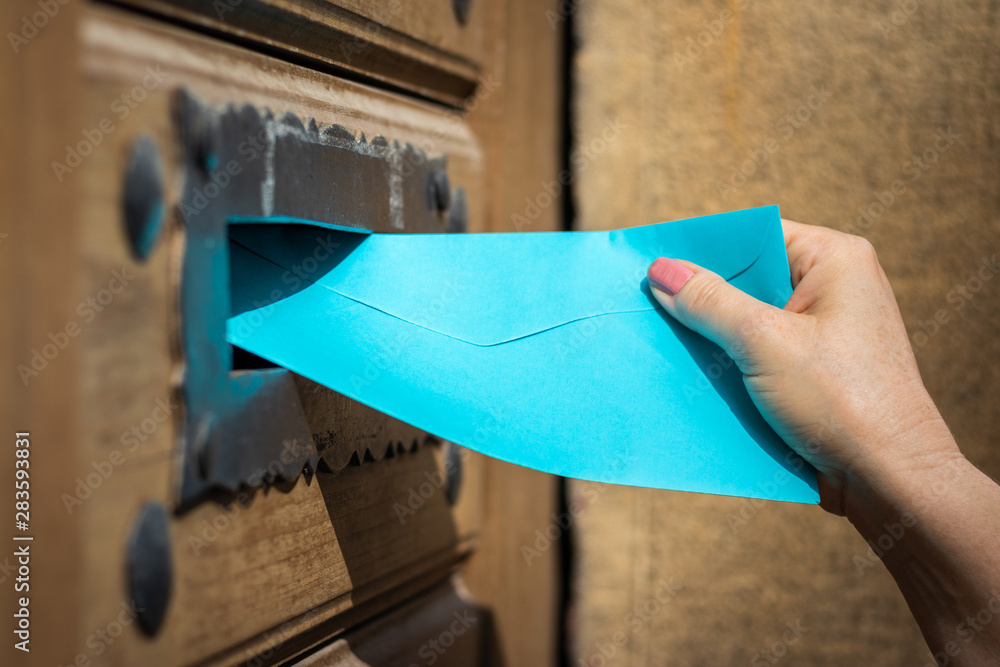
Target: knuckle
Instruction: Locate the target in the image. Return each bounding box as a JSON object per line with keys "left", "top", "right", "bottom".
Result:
{"left": 681, "top": 275, "right": 722, "bottom": 321}
{"left": 822, "top": 231, "right": 882, "bottom": 276}
{"left": 849, "top": 234, "right": 877, "bottom": 258}
{"left": 835, "top": 231, "right": 877, "bottom": 259}
{"left": 843, "top": 234, "right": 883, "bottom": 274}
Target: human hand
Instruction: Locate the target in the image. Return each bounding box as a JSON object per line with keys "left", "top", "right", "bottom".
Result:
{"left": 647, "top": 219, "right": 961, "bottom": 515}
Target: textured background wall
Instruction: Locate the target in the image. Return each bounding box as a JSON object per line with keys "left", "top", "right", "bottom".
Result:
{"left": 569, "top": 1, "right": 1000, "bottom": 664}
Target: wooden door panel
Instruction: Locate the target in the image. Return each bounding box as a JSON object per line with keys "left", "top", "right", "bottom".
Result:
{"left": 53, "top": 6, "right": 485, "bottom": 665}
{"left": 104, "top": 0, "right": 484, "bottom": 106}
{"left": 3, "top": 0, "right": 563, "bottom": 664}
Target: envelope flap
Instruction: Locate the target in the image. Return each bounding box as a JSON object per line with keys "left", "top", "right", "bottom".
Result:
{"left": 613, "top": 205, "right": 779, "bottom": 284}
{"left": 229, "top": 206, "right": 781, "bottom": 346}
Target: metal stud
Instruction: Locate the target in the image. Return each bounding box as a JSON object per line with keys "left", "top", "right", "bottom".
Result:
{"left": 453, "top": 0, "right": 472, "bottom": 25}
{"left": 122, "top": 136, "right": 165, "bottom": 261}
{"left": 126, "top": 502, "right": 173, "bottom": 636}
{"left": 429, "top": 169, "right": 451, "bottom": 212}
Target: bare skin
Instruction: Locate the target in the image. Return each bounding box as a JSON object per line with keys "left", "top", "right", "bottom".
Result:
{"left": 648, "top": 219, "right": 1000, "bottom": 665}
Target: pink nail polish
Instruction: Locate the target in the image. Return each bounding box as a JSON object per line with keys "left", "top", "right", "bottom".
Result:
{"left": 648, "top": 257, "right": 694, "bottom": 295}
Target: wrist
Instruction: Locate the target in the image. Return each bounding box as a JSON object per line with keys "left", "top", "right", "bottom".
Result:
{"left": 842, "top": 419, "right": 965, "bottom": 542}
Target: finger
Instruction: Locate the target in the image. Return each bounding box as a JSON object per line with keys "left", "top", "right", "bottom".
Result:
{"left": 782, "top": 219, "right": 884, "bottom": 313}
{"left": 647, "top": 257, "right": 784, "bottom": 366}
{"left": 781, "top": 218, "right": 833, "bottom": 287}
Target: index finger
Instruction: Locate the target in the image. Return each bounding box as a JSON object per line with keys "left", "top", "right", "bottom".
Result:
{"left": 781, "top": 218, "right": 838, "bottom": 287}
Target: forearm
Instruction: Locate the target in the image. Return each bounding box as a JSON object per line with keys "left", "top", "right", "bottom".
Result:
{"left": 845, "top": 422, "right": 1000, "bottom": 665}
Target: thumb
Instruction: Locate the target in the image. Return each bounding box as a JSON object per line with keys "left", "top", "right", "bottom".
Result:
{"left": 647, "top": 257, "right": 782, "bottom": 367}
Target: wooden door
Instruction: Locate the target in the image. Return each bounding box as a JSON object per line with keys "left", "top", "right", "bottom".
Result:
{"left": 0, "top": 0, "right": 565, "bottom": 665}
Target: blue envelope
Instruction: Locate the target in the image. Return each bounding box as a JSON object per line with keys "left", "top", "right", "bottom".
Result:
{"left": 226, "top": 205, "right": 819, "bottom": 503}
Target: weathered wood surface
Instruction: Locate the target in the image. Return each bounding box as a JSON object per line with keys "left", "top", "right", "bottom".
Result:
{"left": 3, "top": 0, "right": 566, "bottom": 663}
{"left": 5, "top": 3, "right": 489, "bottom": 665}
{"left": 1, "top": 1, "right": 87, "bottom": 666}
{"left": 110, "top": 0, "right": 484, "bottom": 106}
{"left": 570, "top": 0, "right": 1000, "bottom": 664}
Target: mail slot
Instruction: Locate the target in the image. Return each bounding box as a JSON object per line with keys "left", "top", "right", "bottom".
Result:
{"left": 173, "top": 90, "right": 463, "bottom": 509}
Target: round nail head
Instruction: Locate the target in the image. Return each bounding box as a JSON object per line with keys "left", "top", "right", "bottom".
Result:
{"left": 122, "top": 136, "right": 166, "bottom": 261}
{"left": 127, "top": 502, "right": 173, "bottom": 636}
